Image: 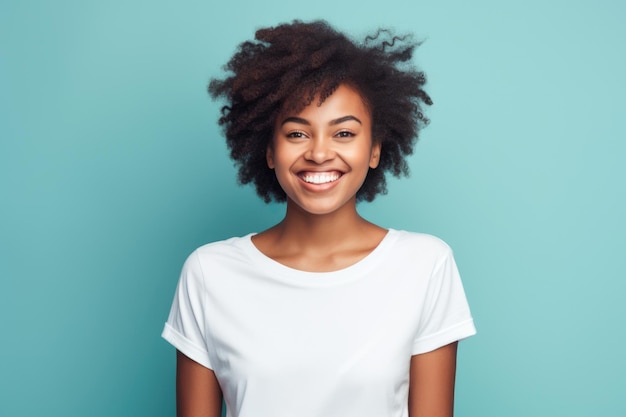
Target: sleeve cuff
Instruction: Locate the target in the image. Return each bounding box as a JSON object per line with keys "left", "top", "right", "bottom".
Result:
{"left": 412, "top": 318, "right": 477, "bottom": 355}
{"left": 162, "top": 323, "right": 213, "bottom": 369}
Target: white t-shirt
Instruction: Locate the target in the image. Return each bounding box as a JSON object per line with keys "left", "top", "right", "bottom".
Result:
{"left": 162, "top": 229, "right": 476, "bottom": 417}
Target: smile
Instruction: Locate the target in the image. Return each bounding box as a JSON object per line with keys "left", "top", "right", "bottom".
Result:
{"left": 299, "top": 171, "right": 342, "bottom": 184}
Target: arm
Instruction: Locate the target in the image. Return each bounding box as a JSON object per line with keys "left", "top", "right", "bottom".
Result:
{"left": 408, "top": 341, "right": 458, "bottom": 417}
{"left": 176, "top": 350, "right": 223, "bottom": 417}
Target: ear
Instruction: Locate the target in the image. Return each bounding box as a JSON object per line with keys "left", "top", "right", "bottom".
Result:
{"left": 369, "top": 141, "right": 381, "bottom": 169}
{"left": 266, "top": 145, "right": 275, "bottom": 169}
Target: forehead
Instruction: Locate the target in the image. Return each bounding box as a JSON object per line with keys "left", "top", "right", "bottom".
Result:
{"left": 278, "top": 84, "right": 371, "bottom": 123}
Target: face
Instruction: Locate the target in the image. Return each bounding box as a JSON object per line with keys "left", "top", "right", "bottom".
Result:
{"left": 267, "top": 84, "right": 381, "bottom": 216}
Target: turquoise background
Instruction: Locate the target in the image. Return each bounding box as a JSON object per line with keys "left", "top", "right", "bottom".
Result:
{"left": 1, "top": 0, "right": 625, "bottom": 416}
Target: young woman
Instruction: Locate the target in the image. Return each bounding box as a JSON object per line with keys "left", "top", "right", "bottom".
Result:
{"left": 163, "top": 20, "right": 476, "bottom": 417}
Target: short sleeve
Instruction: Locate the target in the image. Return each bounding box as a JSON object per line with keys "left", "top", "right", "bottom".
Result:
{"left": 412, "top": 246, "right": 476, "bottom": 354}
{"left": 161, "top": 250, "right": 213, "bottom": 369}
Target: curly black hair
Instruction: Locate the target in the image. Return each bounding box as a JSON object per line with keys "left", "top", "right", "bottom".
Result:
{"left": 209, "top": 20, "right": 432, "bottom": 203}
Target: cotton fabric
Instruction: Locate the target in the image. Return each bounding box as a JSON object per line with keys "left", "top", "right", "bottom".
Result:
{"left": 162, "top": 229, "right": 476, "bottom": 417}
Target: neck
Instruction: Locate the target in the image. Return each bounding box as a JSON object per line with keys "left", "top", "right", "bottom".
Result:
{"left": 251, "top": 197, "right": 388, "bottom": 272}
{"left": 275, "top": 198, "right": 370, "bottom": 248}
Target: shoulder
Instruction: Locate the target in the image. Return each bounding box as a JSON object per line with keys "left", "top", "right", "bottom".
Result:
{"left": 183, "top": 234, "right": 256, "bottom": 275}
{"left": 193, "top": 234, "right": 255, "bottom": 257}
{"left": 388, "top": 229, "right": 453, "bottom": 259}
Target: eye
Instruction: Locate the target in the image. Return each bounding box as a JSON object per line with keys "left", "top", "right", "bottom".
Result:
{"left": 335, "top": 130, "right": 355, "bottom": 139}
{"left": 286, "top": 130, "right": 308, "bottom": 139}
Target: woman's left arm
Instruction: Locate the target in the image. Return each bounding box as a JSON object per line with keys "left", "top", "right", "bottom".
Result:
{"left": 408, "top": 341, "right": 458, "bottom": 417}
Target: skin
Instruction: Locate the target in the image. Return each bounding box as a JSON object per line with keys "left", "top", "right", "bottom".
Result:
{"left": 176, "top": 351, "right": 222, "bottom": 417}
{"left": 176, "top": 84, "right": 459, "bottom": 417}
{"left": 409, "top": 342, "right": 459, "bottom": 417}
{"left": 259, "top": 84, "right": 385, "bottom": 272}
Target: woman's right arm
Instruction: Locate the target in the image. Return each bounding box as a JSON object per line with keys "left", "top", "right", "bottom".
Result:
{"left": 176, "top": 350, "right": 223, "bottom": 417}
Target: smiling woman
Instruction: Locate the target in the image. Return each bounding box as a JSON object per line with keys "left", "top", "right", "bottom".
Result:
{"left": 162, "top": 20, "right": 476, "bottom": 417}
{"left": 267, "top": 84, "right": 380, "bottom": 216}
{"left": 207, "top": 21, "right": 433, "bottom": 204}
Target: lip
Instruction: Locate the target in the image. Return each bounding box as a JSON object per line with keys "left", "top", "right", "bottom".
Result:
{"left": 296, "top": 170, "right": 344, "bottom": 191}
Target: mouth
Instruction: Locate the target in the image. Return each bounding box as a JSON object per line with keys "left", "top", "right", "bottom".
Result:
{"left": 298, "top": 171, "right": 342, "bottom": 185}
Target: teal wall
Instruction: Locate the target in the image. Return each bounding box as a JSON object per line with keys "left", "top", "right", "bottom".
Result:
{"left": 2, "top": 0, "right": 625, "bottom": 416}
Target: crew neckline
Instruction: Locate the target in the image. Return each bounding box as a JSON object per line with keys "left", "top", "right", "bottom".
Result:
{"left": 240, "top": 228, "right": 399, "bottom": 286}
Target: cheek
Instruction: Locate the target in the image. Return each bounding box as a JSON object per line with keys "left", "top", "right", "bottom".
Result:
{"left": 270, "top": 142, "right": 300, "bottom": 170}
{"left": 350, "top": 145, "right": 378, "bottom": 166}
{"left": 269, "top": 148, "right": 294, "bottom": 184}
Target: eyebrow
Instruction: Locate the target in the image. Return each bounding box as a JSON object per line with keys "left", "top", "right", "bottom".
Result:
{"left": 280, "top": 115, "right": 362, "bottom": 126}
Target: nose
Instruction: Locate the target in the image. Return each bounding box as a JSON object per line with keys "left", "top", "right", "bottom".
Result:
{"left": 305, "top": 137, "right": 335, "bottom": 164}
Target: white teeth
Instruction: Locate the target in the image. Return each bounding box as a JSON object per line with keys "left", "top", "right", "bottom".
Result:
{"left": 301, "top": 173, "right": 340, "bottom": 184}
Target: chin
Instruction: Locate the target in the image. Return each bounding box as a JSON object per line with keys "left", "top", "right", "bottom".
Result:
{"left": 288, "top": 197, "right": 355, "bottom": 217}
